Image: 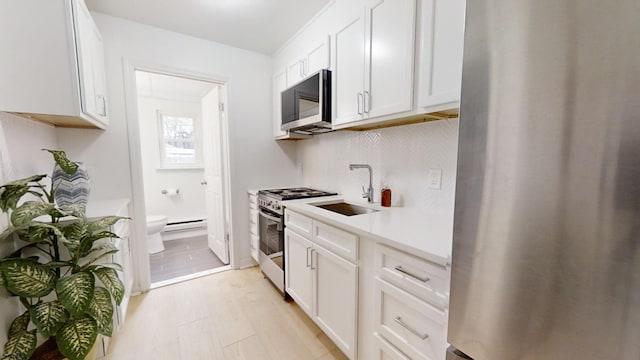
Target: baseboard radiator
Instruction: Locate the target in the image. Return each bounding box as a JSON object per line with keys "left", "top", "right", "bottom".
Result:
{"left": 162, "top": 219, "right": 207, "bottom": 241}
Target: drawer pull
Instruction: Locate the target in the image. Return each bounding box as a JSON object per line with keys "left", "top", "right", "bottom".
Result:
{"left": 394, "top": 316, "right": 429, "bottom": 340}
{"left": 394, "top": 266, "right": 430, "bottom": 283}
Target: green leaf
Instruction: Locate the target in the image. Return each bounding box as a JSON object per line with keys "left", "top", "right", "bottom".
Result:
{"left": 0, "top": 271, "right": 6, "bottom": 288}
{"left": 2, "top": 331, "right": 36, "bottom": 359}
{"left": 0, "top": 259, "right": 56, "bottom": 298}
{"left": 93, "top": 267, "right": 124, "bottom": 305}
{"left": 0, "top": 187, "right": 29, "bottom": 213}
{"left": 56, "top": 316, "right": 98, "bottom": 360}
{"left": 86, "top": 262, "right": 123, "bottom": 272}
{"left": 0, "top": 354, "right": 25, "bottom": 360}
{"left": 83, "top": 242, "right": 118, "bottom": 259}
{"left": 17, "top": 222, "right": 66, "bottom": 245}
{"left": 8, "top": 312, "right": 30, "bottom": 338}
{"left": 0, "top": 225, "right": 19, "bottom": 242}
{"left": 82, "top": 249, "right": 119, "bottom": 269}
{"left": 29, "top": 301, "right": 69, "bottom": 338}
{"left": 58, "top": 204, "right": 86, "bottom": 218}
{"left": 43, "top": 149, "right": 78, "bottom": 175}
{"left": 11, "top": 202, "right": 55, "bottom": 227}
{"left": 87, "top": 287, "right": 114, "bottom": 336}
{"left": 87, "top": 216, "right": 127, "bottom": 233}
{"left": 0, "top": 175, "right": 47, "bottom": 188}
{"left": 56, "top": 272, "right": 95, "bottom": 316}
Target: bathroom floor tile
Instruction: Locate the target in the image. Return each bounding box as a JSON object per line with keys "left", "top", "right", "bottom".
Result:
{"left": 149, "top": 235, "right": 226, "bottom": 284}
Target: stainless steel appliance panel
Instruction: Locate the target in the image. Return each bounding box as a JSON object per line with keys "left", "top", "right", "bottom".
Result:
{"left": 449, "top": 0, "right": 640, "bottom": 359}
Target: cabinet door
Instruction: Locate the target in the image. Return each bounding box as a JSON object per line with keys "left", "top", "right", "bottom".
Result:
{"left": 286, "top": 58, "right": 306, "bottom": 87}
{"left": 313, "top": 245, "right": 358, "bottom": 359}
{"left": 306, "top": 36, "right": 330, "bottom": 75}
{"left": 285, "top": 229, "right": 314, "bottom": 317}
{"left": 73, "top": 0, "right": 109, "bottom": 125}
{"left": 366, "top": 0, "right": 416, "bottom": 118}
{"left": 333, "top": 10, "right": 366, "bottom": 126}
{"left": 272, "top": 69, "right": 288, "bottom": 138}
{"left": 418, "top": 0, "right": 466, "bottom": 110}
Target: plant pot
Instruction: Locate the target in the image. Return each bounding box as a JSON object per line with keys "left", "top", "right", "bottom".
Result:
{"left": 52, "top": 162, "right": 90, "bottom": 210}
{"left": 30, "top": 337, "right": 97, "bottom": 360}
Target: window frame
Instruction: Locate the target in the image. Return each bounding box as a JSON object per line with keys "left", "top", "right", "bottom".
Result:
{"left": 156, "top": 110, "right": 203, "bottom": 169}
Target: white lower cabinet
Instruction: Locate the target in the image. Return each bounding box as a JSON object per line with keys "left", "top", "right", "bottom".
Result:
{"left": 285, "top": 209, "right": 450, "bottom": 360}
{"left": 312, "top": 244, "right": 358, "bottom": 359}
{"left": 284, "top": 210, "right": 358, "bottom": 359}
{"left": 285, "top": 228, "right": 314, "bottom": 316}
{"left": 248, "top": 191, "right": 259, "bottom": 262}
{"left": 376, "top": 279, "right": 448, "bottom": 360}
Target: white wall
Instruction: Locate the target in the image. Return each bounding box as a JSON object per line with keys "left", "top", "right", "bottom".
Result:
{"left": 137, "top": 96, "right": 206, "bottom": 223}
{"left": 57, "top": 13, "right": 301, "bottom": 283}
{"left": 299, "top": 119, "right": 459, "bottom": 215}
{"left": 0, "top": 113, "right": 58, "bottom": 347}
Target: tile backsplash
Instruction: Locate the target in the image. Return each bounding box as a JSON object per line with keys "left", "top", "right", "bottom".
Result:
{"left": 298, "top": 119, "right": 459, "bottom": 213}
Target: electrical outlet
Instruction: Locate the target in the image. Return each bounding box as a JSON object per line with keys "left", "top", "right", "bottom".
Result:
{"left": 428, "top": 169, "right": 442, "bottom": 190}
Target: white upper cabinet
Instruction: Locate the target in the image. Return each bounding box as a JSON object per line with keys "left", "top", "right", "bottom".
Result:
{"left": 0, "top": 0, "right": 109, "bottom": 129}
{"left": 286, "top": 36, "right": 330, "bottom": 87}
{"left": 417, "top": 0, "right": 466, "bottom": 112}
{"left": 333, "top": 8, "right": 366, "bottom": 126}
{"left": 273, "top": 69, "right": 288, "bottom": 138}
{"left": 333, "top": 0, "right": 417, "bottom": 128}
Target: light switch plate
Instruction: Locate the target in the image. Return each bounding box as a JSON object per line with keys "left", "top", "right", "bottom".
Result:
{"left": 428, "top": 169, "right": 442, "bottom": 189}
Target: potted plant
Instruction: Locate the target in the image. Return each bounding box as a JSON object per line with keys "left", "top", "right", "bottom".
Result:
{"left": 0, "top": 150, "right": 126, "bottom": 360}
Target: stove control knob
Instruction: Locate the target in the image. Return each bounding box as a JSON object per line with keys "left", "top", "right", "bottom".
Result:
{"left": 275, "top": 205, "right": 281, "bottom": 211}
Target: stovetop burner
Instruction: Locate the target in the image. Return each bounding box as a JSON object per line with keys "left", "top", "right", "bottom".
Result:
{"left": 258, "top": 187, "right": 337, "bottom": 214}
{"left": 260, "top": 187, "right": 337, "bottom": 200}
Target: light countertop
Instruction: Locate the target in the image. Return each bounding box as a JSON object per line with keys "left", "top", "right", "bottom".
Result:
{"left": 283, "top": 196, "right": 453, "bottom": 266}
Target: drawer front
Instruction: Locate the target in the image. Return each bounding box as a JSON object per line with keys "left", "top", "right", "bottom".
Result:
{"left": 249, "top": 194, "right": 258, "bottom": 210}
{"left": 376, "top": 244, "right": 449, "bottom": 309}
{"left": 313, "top": 220, "right": 358, "bottom": 263}
{"left": 373, "top": 333, "right": 410, "bottom": 360}
{"left": 285, "top": 210, "right": 313, "bottom": 237}
{"left": 249, "top": 209, "right": 259, "bottom": 235}
{"left": 250, "top": 234, "right": 259, "bottom": 262}
{"left": 375, "top": 279, "right": 448, "bottom": 360}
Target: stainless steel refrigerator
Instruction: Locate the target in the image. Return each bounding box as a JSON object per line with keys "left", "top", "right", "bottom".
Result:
{"left": 448, "top": 0, "right": 640, "bottom": 359}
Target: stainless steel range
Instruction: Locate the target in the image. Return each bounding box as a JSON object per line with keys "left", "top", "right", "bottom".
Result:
{"left": 257, "top": 187, "right": 337, "bottom": 293}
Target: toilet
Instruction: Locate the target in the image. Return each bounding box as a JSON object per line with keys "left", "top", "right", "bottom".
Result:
{"left": 146, "top": 215, "right": 168, "bottom": 254}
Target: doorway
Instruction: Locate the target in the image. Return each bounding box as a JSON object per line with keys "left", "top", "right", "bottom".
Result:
{"left": 132, "top": 70, "right": 231, "bottom": 288}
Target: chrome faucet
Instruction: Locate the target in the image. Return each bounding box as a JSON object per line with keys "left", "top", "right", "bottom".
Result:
{"left": 349, "top": 164, "right": 374, "bottom": 203}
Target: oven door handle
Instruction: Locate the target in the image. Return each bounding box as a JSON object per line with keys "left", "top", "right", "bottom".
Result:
{"left": 259, "top": 210, "right": 282, "bottom": 223}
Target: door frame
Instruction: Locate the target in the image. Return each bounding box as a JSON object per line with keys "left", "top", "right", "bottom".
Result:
{"left": 122, "top": 59, "right": 234, "bottom": 293}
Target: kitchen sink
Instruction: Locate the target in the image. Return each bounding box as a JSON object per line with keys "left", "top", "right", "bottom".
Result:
{"left": 312, "top": 201, "right": 379, "bottom": 216}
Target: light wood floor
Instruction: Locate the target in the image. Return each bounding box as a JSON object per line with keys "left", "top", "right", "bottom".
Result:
{"left": 103, "top": 266, "right": 348, "bottom": 360}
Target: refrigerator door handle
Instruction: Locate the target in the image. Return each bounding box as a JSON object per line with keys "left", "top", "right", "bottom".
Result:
{"left": 394, "top": 316, "right": 429, "bottom": 340}
{"left": 394, "top": 265, "right": 430, "bottom": 283}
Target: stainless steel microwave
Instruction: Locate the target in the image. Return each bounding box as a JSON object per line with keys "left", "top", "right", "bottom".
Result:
{"left": 281, "top": 69, "right": 331, "bottom": 133}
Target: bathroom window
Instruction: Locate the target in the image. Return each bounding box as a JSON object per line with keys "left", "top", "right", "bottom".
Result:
{"left": 157, "top": 112, "right": 202, "bottom": 168}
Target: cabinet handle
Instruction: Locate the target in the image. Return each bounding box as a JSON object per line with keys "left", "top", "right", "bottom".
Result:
{"left": 394, "top": 316, "right": 429, "bottom": 340}
{"left": 394, "top": 265, "right": 430, "bottom": 283}
{"left": 364, "top": 90, "right": 370, "bottom": 113}
{"left": 303, "top": 59, "right": 307, "bottom": 76}
{"left": 97, "top": 95, "right": 107, "bottom": 117}
{"left": 306, "top": 247, "right": 312, "bottom": 267}
{"left": 357, "top": 93, "right": 363, "bottom": 115}
{"left": 310, "top": 249, "right": 316, "bottom": 270}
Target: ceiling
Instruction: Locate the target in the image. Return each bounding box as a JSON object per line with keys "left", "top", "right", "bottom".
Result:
{"left": 85, "top": 0, "right": 330, "bottom": 55}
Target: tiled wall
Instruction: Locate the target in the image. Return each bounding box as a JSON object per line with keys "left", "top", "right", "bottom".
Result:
{"left": 298, "top": 119, "right": 459, "bottom": 214}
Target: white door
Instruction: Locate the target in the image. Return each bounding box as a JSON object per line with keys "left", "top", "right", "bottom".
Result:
{"left": 366, "top": 0, "right": 416, "bottom": 118}
{"left": 201, "top": 86, "right": 229, "bottom": 264}
{"left": 273, "top": 69, "right": 288, "bottom": 138}
{"left": 333, "top": 9, "right": 366, "bottom": 126}
{"left": 284, "top": 229, "right": 314, "bottom": 317}
{"left": 306, "top": 36, "right": 330, "bottom": 76}
{"left": 312, "top": 245, "right": 358, "bottom": 359}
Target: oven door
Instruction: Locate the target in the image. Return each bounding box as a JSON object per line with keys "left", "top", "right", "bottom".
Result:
{"left": 258, "top": 208, "right": 284, "bottom": 292}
